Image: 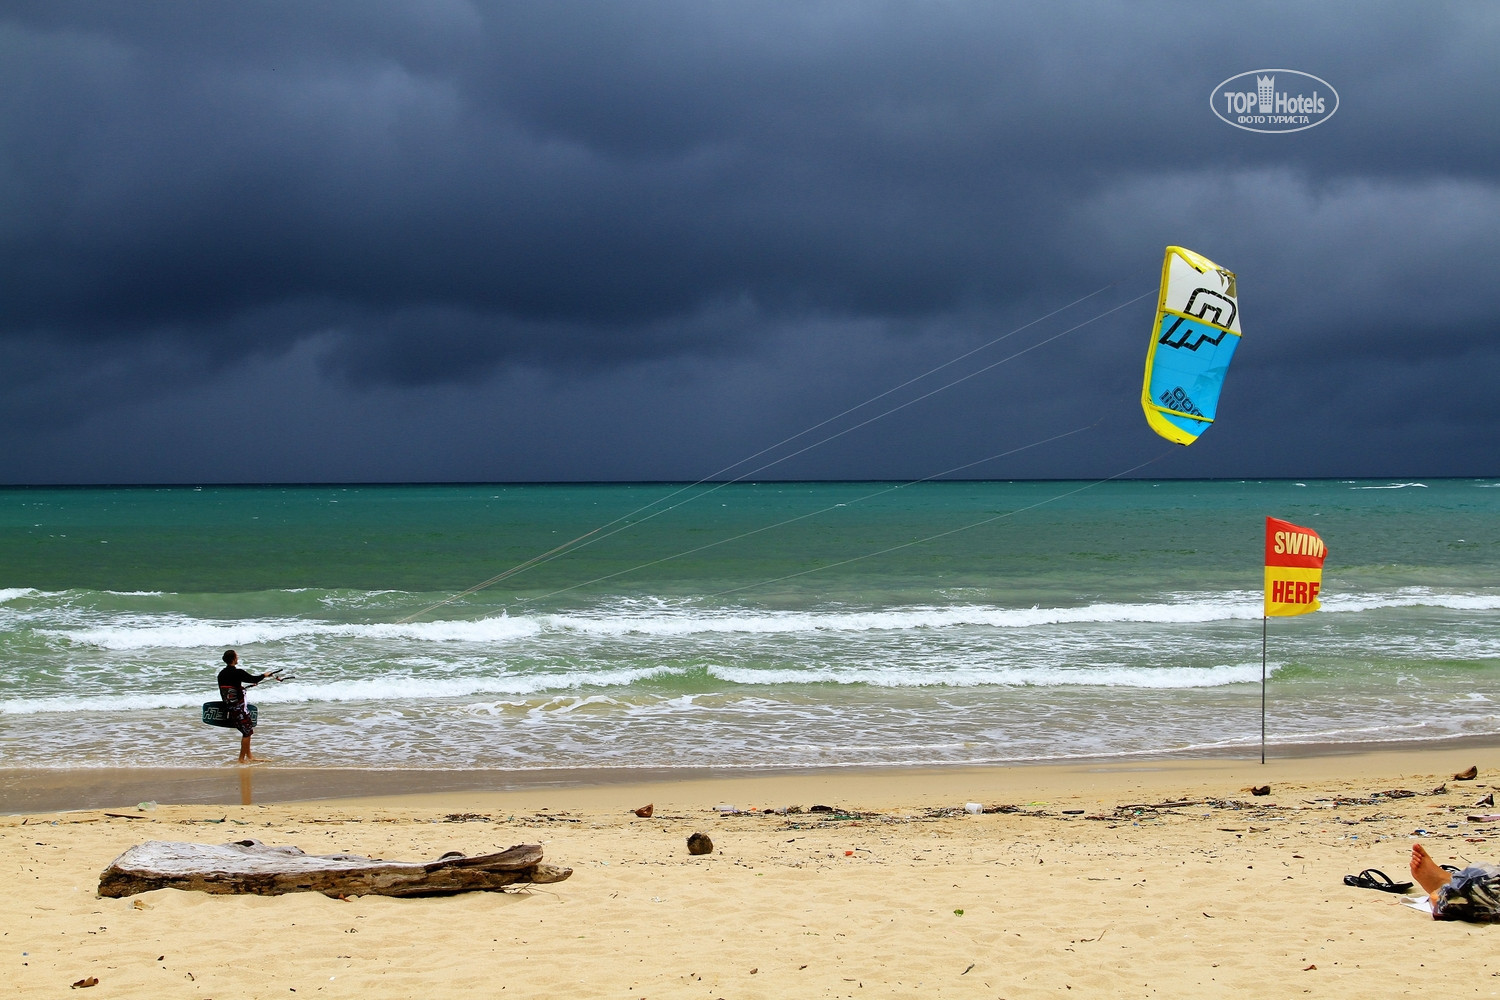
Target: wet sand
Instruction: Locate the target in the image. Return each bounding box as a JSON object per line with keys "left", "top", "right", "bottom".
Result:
{"left": 9, "top": 733, "right": 1500, "bottom": 815}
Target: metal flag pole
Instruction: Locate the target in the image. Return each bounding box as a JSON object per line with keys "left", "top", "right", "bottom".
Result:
{"left": 1260, "top": 516, "right": 1327, "bottom": 767}
{"left": 1260, "top": 614, "right": 1268, "bottom": 765}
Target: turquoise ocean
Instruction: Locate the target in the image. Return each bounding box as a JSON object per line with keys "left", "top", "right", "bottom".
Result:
{"left": 1, "top": 479, "right": 1496, "bottom": 771}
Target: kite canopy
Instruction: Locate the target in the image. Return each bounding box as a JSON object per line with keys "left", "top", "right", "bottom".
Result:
{"left": 1141, "top": 246, "right": 1241, "bottom": 445}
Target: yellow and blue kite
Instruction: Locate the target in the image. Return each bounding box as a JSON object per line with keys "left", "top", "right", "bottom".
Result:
{"left": 1141, "top": 246, "right": 1241, "bottom": 445}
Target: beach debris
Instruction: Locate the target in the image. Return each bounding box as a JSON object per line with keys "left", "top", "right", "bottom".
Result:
{"left": 71, "top": 978, "right": 99, "bottom": 989}
{"left": 785, "top": 807, "right": 881, "bottom": 825}
{"left": 716, "top": 804, "right": 738, "bottom": 814}
{"left": 1469, "top": 814, "right": 1500, "bottom": 824}
{"left": 633, "top": 804, "right": 654, "bottom": 818}
{"left": 1454, "top": 766, "right": 1479, "bottom": 781}
{"left": 1430, "top": 784, "right": 1449, "bottom": 795}
{"left": 1250, "top": 785, "right": 1271, "bottom": 797}
{"left": 1477, "top": 793, "right": 1495, "bottom": 807}
{"left": 1115, "top": 799, "right": 1202, "bottom": 817}
{"left": 687, "top": 832, "right": 713, "bottom": 855}
{"left": 137, "top": 801, "right": 157, "bottom": 811}
{"left": 1378, "top": 789, "right": 1416, "bottom": 799}
{"left": 525, "top": 812, "right": 581, "bottom": 824}
{"left": 809, "top": 804, "right": 834, "bottom": 813}
{"left": 1120, "top": 799, "right": 1201, "bottom": 811}
{"left": 923, "top": 805, "right": 1032, "bottom": 820}
{"left": 98, "top": 840, "right": 570, "bottom": 899}
{"left": 963, "top": 802, "right": 983, "bottom": 814}
{"left": 442, "top": 813, "right": 490, "bottom": 823}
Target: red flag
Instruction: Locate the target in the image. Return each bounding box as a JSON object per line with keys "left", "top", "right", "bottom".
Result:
{"left": 1264, "top": 517, "right": 1327, "bottom": 617}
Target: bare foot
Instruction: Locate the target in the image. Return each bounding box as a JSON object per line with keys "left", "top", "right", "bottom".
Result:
{"left": 1410, "top": 843, "right": 1452, "bottom": 901}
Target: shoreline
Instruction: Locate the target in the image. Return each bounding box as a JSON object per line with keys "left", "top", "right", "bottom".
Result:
{"left": 7, "top": 733, "right": 1499, "bottom": 814}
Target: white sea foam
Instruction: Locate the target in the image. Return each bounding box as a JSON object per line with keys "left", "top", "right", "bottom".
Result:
{"left": 462, "top": 700, "right": 528, "bottom": 717}
{"left": 0, "top": 691, "right": 212, "bottom": 715}
{"left": 1319, "top": 590, "right": 1500, "bottom": 613}
{"left": 1, "top": 655, "right": 1291, "bottom": 717}
{"left": 0, "top": 588, "right": 38, "bottom": 603}
{"left": 0, "top": 664, "right": 675, "bottom": 715}
{"left": 525, "top": 694, "right": 627, "bottom": 717}
{"left": 540, "top": 599, "right": 1263, "bottom": 636}
{"left": 5, "top": 663, "right": 1499, "bottom": 770}
{"left": 29, "top": 587, "right": 1500, "bottom": 652}
{"left": 43, "top": 613, "right": 544, "bottom": 650}
{"left": 707, "top": 661, "right": 1274, "bottom": 688}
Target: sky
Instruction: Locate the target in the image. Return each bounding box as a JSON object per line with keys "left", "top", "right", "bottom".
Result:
{"left": 1, "top": 1, "right": 1496, "bottom": 484}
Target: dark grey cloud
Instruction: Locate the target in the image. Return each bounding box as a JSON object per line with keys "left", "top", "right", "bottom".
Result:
{"left": 0, "top": 1, "right": 1496, "bottom": 482}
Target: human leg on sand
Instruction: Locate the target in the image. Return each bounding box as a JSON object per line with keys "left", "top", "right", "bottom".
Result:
{"left": 1410, "top": 843, "right": 1451, "bottom": 904}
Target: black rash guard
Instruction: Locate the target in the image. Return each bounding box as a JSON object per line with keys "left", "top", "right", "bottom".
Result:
{"left": 216, "top": 664, "right": 266, "bottom": 697}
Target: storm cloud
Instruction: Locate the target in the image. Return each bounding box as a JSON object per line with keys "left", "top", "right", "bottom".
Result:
{"left": 1, "top": 1, "right": 1496, "bottom": 482}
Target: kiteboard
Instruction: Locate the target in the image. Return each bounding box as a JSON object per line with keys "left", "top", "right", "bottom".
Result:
{"left": 202, "top": 702, "right": 257, "bottom": 729}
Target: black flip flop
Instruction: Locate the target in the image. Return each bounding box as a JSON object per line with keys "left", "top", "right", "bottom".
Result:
{"left": 1441, "top": 864, "right": 1461, "bottom": 874}
{"left": 1343, "top": 869, "right": 1414, "bottom": 893}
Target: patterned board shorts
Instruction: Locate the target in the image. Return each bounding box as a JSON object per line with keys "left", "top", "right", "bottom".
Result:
{"left": 219, "top": 689, "right": 255, "bottom": 737}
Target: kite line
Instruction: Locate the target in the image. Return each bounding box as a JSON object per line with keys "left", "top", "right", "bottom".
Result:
{"left": 512, "top": 421, "right": 1103, "bottom": 607}
{"left": 397, "top": 276, "right": 1152, "bottom": 622}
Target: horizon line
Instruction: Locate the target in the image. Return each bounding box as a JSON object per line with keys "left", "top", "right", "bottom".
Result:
{"left": 0, "top": 475, "right": 1492, "bottom": 490}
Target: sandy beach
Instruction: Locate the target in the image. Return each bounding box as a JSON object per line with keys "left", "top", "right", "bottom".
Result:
{"left": 3, "top": 748, "right": 1497, "bottom": 999}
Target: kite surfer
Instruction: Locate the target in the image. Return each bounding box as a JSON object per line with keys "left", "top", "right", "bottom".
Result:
{"left": 217, "top": 649, "right": 270, "bottom": 764}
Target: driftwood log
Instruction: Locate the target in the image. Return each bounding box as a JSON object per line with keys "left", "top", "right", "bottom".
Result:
{"left": 98, "top": 839, "right": 571, "bottom": 899}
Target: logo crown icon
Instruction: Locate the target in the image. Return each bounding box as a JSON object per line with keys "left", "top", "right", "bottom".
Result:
{"left": 1256, "top": 75, "right": 1275, "bottom": 111}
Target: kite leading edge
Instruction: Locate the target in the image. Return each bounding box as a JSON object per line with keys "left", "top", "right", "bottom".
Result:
{"left": 1141, "top": 246, "right": 1241, "bottom": 445}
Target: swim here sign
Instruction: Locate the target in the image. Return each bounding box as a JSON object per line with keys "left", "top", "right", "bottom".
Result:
{"left": 1264, "top": 517, "right": 1327, "bottom": 617}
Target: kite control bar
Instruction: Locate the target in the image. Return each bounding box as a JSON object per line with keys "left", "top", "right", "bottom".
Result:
{"left": 261, "top": 667, "right": 298, "bottom": 683}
